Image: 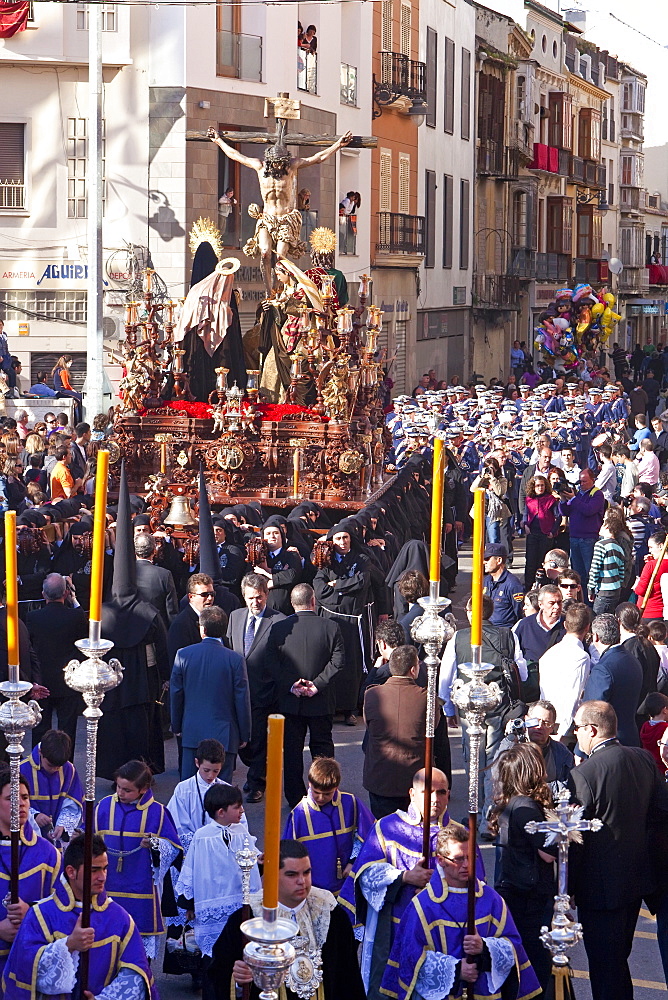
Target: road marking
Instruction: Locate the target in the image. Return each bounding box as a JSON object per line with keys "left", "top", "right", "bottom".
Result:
{"left": 640, "top": 908, "right": 657, "bottom": 921}
{"left": 332, "top": 741, "right": 363, "bottom": 747}
{"left": 635, "top": 931, "right": 657, "bottom": 940}
{"left": 572, "top": 970, "right": 665, "bottom": 990}
{"left": 452, "top": 768, "right": 465, "bottom": 775}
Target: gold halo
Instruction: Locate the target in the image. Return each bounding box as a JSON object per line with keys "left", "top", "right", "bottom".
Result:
{"left": 215, "top": 257, "right": 241, "bottom": 275}
{"left": 189, "top": 217, "right": 223, "bottom": 260}
{"left": 310, "top": 227, "right": 336, "bottom": 255}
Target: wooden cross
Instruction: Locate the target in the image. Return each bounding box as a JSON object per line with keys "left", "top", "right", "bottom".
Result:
{"left": 186, "top": 91, "right": 376, "bottom": 149}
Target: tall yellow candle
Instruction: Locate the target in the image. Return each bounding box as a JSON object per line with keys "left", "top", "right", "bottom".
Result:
{"left": 4, "top": 511, "right": 18, "bottom": 674}
{"left": 429, "top": 437, "right": 445, "bottom": 584}
{"left": 470, "top": 488, "right": 485, "bottom": 648}
{"left": 293, "top": 450, "right": 300, "bottom": 498}
{"left": 263, "top": 714, "right": 285, "bottom": 910}
{"left": 89, "top": 450, "right": 110, "bottom": 623}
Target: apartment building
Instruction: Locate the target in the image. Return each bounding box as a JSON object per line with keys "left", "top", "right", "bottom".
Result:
{"left": 470, "top": 2, "right": 533, "bottom": 382}
{"left": 369, "top": 0, "right": 426, "bottom": 394}
{"left": 416, "top": 0, "right": 475, "bottom": 384}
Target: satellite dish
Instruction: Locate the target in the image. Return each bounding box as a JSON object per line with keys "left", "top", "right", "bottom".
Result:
{"left": 608, "top": 257, "right": 624, "bottom": 275}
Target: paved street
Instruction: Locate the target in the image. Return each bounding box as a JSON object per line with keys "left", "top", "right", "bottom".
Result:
{"left": 74, "top": 537, "right": 666, "bottom": 998}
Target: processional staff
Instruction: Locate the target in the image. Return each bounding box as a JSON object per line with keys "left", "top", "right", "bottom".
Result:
{"left": 64, "top": 451, "right": 124, "bottom": 990}
{"left": 451, "top": 488, "right": 502, "bottom": 1000}
{"left": 0, "top": 510, "right": 41, "bottom": 902}
{"left": 525, "top": 788, "right": 602, "bottom": 999}
{"left": 410, "top": 433, "right": 455, "bottom": 864}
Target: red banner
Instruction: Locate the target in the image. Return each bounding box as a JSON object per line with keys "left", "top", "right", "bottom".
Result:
{"left": 0, "top": 1, "right": 30, "bottom": 38}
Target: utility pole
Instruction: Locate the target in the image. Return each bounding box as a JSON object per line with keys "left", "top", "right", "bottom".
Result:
{"left": 86, "top": 0, "right": 104, "bottom": 418}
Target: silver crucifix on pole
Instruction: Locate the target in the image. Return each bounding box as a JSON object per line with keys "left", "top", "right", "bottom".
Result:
{"left": 525, "top": 788, "right": 602, "bottom": 974}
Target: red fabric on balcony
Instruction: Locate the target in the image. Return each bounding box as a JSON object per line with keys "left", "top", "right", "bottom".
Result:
{"left": 648, "top": 264, "right": 668, "bottom": 285}
{"left": 529, "top": 143, "right": 549, "bottom": 170}
{"left": 547, "top": 146, "right": 559, "bottom": 173}
{"left": 0, "top": 0, "right": 29, "bottom": 37}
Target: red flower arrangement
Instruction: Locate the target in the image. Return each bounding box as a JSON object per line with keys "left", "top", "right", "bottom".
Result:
{"left": 142, "top": 399, "right": 328, "bottom": 422}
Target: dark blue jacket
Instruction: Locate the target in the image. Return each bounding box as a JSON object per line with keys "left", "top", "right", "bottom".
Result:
{"left": 583, "top": 645, "right": 643, "bottom": 747}
{"left": 170, "top": 636, "right": 251, "bottom": 750}
{"left": 483, "top": 568, "right": 524, "bottom": 628}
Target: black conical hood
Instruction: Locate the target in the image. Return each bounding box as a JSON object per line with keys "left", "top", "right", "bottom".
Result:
{"left": 197, "top": 464, "right": 222, "bottom": 584}
{"left": 111, "top": 460, "right": 138, "bottom": 605}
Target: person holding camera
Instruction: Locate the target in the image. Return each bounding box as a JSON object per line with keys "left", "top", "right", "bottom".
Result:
{"left": 494, "top": 700, "right": 574, "bottom": 792}
{"left": 489, "top": 741, "right": 557, "bottom": 990}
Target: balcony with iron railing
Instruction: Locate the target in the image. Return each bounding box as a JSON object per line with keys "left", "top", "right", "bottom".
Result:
{"left": 339, "top": 214, "right": 357, "bottom": 256}
{"left": 618, "top": 267, "right": 650, "bottom": 293}
{"left": 476, "top": 141, "right": 520, "bottom": 179}
{"left": 508, "top": 248, "right": 571, "bottom": 281}
{"left": 473, "top": 273, "right": 522, "bottom": 309}
{"left": 216, "top": 29, "right": 263, "bottom": 81}
{"left": 620, "top": 187, "right": 645, "bottom": 211}
{"left": 0, "top": 181, "right": 25, "bottom": 210}
{"left": 376, "top": 211, "right": 425, "bottom": 260}
{"left": 558, "top": 148, "right": 571, "bottom": 177}
{"left": 297, "top": 49, "right": 317, "bottom": 94}
{"left": 376, "top": 51, "right": 427, "bottom": 106}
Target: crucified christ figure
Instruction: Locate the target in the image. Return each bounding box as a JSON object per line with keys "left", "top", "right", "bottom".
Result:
{"left": 207, "top": 120, "right": 352, "bottom": 294}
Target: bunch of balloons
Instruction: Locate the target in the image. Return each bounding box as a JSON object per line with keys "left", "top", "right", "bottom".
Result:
{"left": 534, "top": 284, "right": 621, "bottom": 368}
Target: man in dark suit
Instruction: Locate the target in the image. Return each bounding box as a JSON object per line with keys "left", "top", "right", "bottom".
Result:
{"left": 584, "top": 614, "right": 643, "bottom": 746}
{"left": 170, "top": 605, "right": 251, "bottom": 782}
{"left": 267, "top": 583, "right": 344, "bottom": 807}
{"left": 227, "top": 572, "right": 285, "bottom": 803}
{"left": 167, "top": 573, "right": 216, "bottom": 667}
{"left": 134, "top": 534, "right": 179, "bottom": 630}
{"left": 26, "top": 572, "right": 88, "bottom": 752}
{"left": 68, "top": 421, "right": 90, "bottom": 482}
{"left": 362, "top": 645, "right": 427, "bottom": 818}
{"left": 568, "top": 700, "right": 668, "bottom": 1000}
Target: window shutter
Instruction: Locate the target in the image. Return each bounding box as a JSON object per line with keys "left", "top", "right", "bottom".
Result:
{"left": 380, "top": 149, "right": 392, "bottom": 213}
{"left": 443, "top": 174, "right": 453, "bottom": 268}
{"left": 400, "top": 2, "right": 411, "bottom": 57}
{"left": 444, "top": 38, "right": 454, "bottom": 134}
{"left": 398, "top": 153, "right": 410, "bottom": 214}
{"left": 461, "top": 48, "right": 470, "bottom": 140}
{"left": 0, "top": 123, "right": 25, "bottom": 182}
{"left": 460, "top": 179, "right": 470, "bottom": 270}
{"left": 425, "top": 170, "right": 436, "bottom": 268}
{"left": 381, "top": 0, "right": 392, "bottom": 51}
{"left": 426, "top": 27, "right": 437, "bottom": 128}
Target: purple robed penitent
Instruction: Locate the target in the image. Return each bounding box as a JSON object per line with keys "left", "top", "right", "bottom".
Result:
{"left": 283, "top": 789, "right": 375, "bottom": 894}
{"left": 94, "top": 788, "right": 181, "bottom": 937}
{"left": 2, "top": 876, "right": 156, "bottom": 1000}
{"left": 21, "top": 744, "right": 83, "bottom": 827}
{"left": 0, "top": 825, "right": 60, "bottom": 979}
{"left": 380, "top": 868, "right": 542, "bottom": 1000}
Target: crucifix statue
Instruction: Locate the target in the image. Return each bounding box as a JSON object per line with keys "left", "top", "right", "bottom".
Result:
{"left": 188, "top": 94, "right": 375, "bottom": 293}
{"left": 524, "top": 787, "right": 602, "bottom": 984}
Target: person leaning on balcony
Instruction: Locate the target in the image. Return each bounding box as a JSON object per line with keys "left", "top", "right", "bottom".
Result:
{"left": 300, "top": 24, "right": 317, "bottom": 53}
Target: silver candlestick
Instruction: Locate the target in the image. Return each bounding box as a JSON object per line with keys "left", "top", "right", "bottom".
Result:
{"left": 241, "top": 907, "right": 298, "bottom": 1000}
{"left": 451, "top": 662, "right": 502, "bottom": 819}
{"left": 64, "top": 621, "right": 124, "bottom": 804}
{"left": 0, "top": 675, "right": 41, "bottom": 890}
{"left": 525, "top": 787, "right": 602, "bottom": 965}
{"left": 411, "top": 594, "right": 456, "bottom": 744}
{"left": 236, "top": 837, "right": 258, "bottom": 907}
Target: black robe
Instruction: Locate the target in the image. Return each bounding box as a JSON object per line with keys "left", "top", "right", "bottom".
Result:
{"left": 208, "top": 903, "right": 366, "bottom": 1000}
{"left": 183, "top": 290, "right": 246, "bottom": 402}
{"left": 52, "top": 547, "right": 113, "bottom": 614}
{"left": 96, "top": 605, "right": 169, "bottom": 780}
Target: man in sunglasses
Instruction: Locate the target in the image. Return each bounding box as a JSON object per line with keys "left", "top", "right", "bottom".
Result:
{"left": 167, "top": 572, "right": 216, "bottom": 667}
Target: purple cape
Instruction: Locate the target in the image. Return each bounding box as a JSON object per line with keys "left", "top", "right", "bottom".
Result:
{"left": 0, "top": 825, "right": 60, "bottom": 977}
{"left": 2, "top": 875, "right": 155, "bottom": 999}
{"left": 94, "top": 788, "right": 181, "bottom": 936}
{"left": 20, "top": 744, "right": 83, "bottom": 826}
{"left": 380, "top": 868, "right": 541, "bottom": 1000}
{"left": 283, "top": 790, "right": 375, "bottom": 894}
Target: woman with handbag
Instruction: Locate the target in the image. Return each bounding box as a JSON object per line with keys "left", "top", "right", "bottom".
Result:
{"left": 490, "top": 742, "right": 557, "bottom": 992}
